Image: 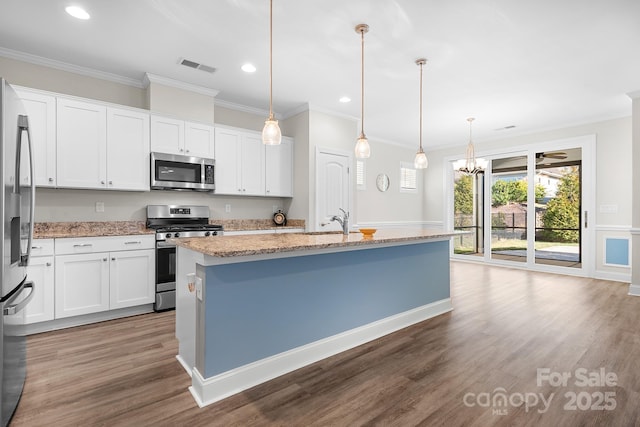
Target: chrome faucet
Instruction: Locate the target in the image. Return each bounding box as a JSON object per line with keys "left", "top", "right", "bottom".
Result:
{"left": 326, "top": 208, "right": 350, "bottom": 235}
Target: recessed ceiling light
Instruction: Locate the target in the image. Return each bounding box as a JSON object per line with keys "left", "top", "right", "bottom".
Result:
{"left": 241, "top": 63, "right": 256, "bottom": 73}
{"left": 339, "top": 96, "right": 351, "bottom": 103}
{"left": 65, "top": 6, "right": 90, "bottom": 20}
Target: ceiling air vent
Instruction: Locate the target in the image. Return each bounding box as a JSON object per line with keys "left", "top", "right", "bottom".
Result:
{"left": 179, "top": 58, "right": 217, "bottom": 74}
{"left": 494, "top": 125, "right": 516, "bottom": 131}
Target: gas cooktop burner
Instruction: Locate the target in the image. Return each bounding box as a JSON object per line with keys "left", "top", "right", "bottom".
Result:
{"left": 153, "top": 224, "right": 223, "bottom": 232}
{"left": 146, "top": 205, "right": 224, "bottom": 240}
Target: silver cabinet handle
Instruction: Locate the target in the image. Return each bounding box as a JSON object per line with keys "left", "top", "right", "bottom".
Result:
{"left": 186, "top": 149, "right": 190, "bottom": 153}
{"left": 103, "top": 258, "right": 107, "bottom": 262}
{"left": 31, "top": 245, "right": 43, "bottom": 250}
{"left": 73, "top": 243, "right": 93, "bottom": 248}
{"left": 111, "top": 257, "right": 116, "bottom": 261}
{"left": 46, "top": 262, "right": 52, "bottom": 267}
{"left": 101, "top": 180, "right": 105, "bottom": 185}
{"left": 124, "top": 241, "right": 141, "bottom": 245}
{"left": 584, "top": 211, "right": 588, "bottom": 228}
{"left": 108, "top": 180, "right": 113, "bottom": 185}
{"left": 48, "top": 177, "right": 54, "bottom": 182}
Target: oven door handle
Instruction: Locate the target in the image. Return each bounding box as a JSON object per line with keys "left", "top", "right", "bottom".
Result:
{"left": 156, "top": 240, "right": 176, "bottom": 249}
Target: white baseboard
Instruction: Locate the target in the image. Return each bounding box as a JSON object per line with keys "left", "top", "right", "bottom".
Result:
{"left": 189, "top": 298, "right": 452, "bottom": 407}
{"left": 175, "top": 355, "right": 193, "bottom": 377}
{"left": 24, "top": 304, "right": 154, "bottom": 335}
{"left": 593, "top": 270, "right": 632, "bottom": 283}
{"left": 629, "top": 284, "right": 640, "bottom": 296}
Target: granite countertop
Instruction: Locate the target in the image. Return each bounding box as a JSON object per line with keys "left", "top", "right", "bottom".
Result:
{"left": 34, "top": 221, "right": 154, "bottom": 239}
{"left": 34, "top": 219, "right": 306, "bottom": 239}
{"left": 173, "top": 228, "right": 457, "bottom": 258}
{"left": 216, "top": 219, "right": 305, "bottom": 231}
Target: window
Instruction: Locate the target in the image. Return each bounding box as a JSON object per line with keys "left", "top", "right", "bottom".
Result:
{"left": 356, "top": 160, "right": 366, "bottom": 190}
{"left": 400, "top": 162, "right": 417, "bottom": 193}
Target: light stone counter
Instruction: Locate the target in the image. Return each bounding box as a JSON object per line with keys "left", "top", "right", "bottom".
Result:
{"left": 34, "top": 221, "right": 153, "bottom": 238}
{"left": 174, "top": 228, "right": 456, "bottom": 259}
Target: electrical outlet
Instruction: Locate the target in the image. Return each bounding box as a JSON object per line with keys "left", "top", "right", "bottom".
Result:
{"left": 195, "top": 276, "right": 203, "bottom": 301}
{"left": 225, "top": 204, "right": 231, "bottom": 213}
{"left": 95, "top": 202, "right": 105, "bottom": 212}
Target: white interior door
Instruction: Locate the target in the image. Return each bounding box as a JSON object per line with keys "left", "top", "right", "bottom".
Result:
{"left": 316, "top": 148, "right": 351, "bottom": 231}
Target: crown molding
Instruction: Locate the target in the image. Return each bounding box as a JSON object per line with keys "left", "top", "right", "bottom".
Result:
{"left": 283, "top": 102, "right": 359, "bottom": 123}
{"left": 627, "top": 90, "right": 640, "bottom": 100}
{"left": 143, "top": 73, "right": 220, "bottom": 98}
{"left": 0, "top": 46, "right": 145, "bottom": 88}
{"left": 213, "top": 98, "right": 275, "bottom": 118}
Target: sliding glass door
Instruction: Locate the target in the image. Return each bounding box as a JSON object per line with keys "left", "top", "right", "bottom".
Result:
{"left": 453, "top": 171, "right": 484, "bottom": 256}
{"left": 450, "top": 137, "right": 593, "bottom": 276}
{"left": 489, "top": 155, "right": 528, "bottom": 263}
{"left": 534, "top": 148, "right": 582, "bottom": 268}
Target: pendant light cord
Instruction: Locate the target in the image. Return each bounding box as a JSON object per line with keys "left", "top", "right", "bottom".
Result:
{"left": 360, "top": 27, "right": 365, "bottom": 138}
{"left": 419, "top": 61, "right": 423, "bottom": 151}
{"left": 269, "top": 0, "right": 274, "bottom": 119}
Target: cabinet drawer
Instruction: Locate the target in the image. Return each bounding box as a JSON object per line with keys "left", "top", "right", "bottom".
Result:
{"left": 55, "top": 235, "right": 155, "bottom": 254}
{"left": 30, "top": 239, "right": 55, "bottom": 256}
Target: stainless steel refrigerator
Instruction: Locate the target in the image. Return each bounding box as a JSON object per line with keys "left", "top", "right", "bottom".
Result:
{"left": 0, "top": 78, "right": 36, "bottom": 426}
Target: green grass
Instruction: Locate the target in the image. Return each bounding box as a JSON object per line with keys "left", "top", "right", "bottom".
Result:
{"left": 455, "top": 239, "right": 578, "bottom": 254}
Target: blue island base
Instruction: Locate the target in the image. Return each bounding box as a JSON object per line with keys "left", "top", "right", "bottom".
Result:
{"left": 190, "top": 239, "right": 452, "bottom": 406}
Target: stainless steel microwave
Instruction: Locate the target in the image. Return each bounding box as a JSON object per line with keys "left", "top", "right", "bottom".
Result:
{"left": 150, "top": 152, "right": 215, "bottom": 191}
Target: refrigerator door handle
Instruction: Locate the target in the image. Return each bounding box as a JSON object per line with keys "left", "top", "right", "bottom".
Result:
{"left": 3, "top": 281, "right": 35, "bottom": 316}
{"left": 17, "top": 114, "right": 35, "bottom": 266}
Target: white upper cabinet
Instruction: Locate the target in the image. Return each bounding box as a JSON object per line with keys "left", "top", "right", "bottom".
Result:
{"left": 150, "top": 115, "right": 184, "bottom": 155}
{"left": 151, "top": 115, "right": 214, "bottom": 159}
{"left": 106, "top": 107, "right": 150, "bottom": 191}
{"left": 213, "top": 127, "right": 241, "bottom": 194}
{"left": 241, "top": 133, "right": 265, "bottom": 195}
{"left": 15, "top": 89, "right": 57, "bottom": 187}
{"left": 56, "top": 98, "right": 107, "bottom": 189}
{"left": 214, "top": 127, "right": 264, "bottom": 196}
{"left": 57, "top": 98, "right": 149, "bottom": 191}
{"left": 185, "top": 122, "right": 215, "bottom": 158}
{"left": 265, "top": 136, "right": 293, "bottom": 197}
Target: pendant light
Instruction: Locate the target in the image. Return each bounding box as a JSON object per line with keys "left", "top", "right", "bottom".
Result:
{"left": 414, "top": 58, "right": 428, "bottom": 169}
{"left": 354, "top": 23, "right": 370, "bottom": 158}
{"left": 455, "top": 118, "right": 487, "bottom": 174}
{"left": 262, "top": 0, "right": 281, "bottom": 145}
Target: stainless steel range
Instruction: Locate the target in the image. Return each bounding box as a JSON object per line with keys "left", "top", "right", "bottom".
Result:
{"left": 146, "top": 205, "right": 223, "bottom": 311}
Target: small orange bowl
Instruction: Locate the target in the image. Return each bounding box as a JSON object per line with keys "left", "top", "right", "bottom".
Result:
{"left": 359, "top": 228, "right": 377, "bottom": 237}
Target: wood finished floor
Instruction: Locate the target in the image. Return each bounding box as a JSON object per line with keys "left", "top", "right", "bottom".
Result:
{"left": 10, "top": 261, "right": 640, "bottom": 426}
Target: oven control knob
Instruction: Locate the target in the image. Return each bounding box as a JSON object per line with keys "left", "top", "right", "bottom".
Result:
{"left": 205, "top": 231, "right": 211, "bottom": 237}
{"left": 174, "top": 232, "right": 180, "bottom": 238}
{"left": 165, "top": 233, "right": 172, "bottom": 239}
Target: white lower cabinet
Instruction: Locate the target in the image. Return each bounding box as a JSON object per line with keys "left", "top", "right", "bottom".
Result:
{"left": 109, "top": 249, "right": 155, "bottom": 309}
{"left": 25, "top": 239, "right": 56, "bottom": 324}
{"left": 55, "top": 252, "right": 110, "bottom": 318}
{"left": 54, "top": 235, "right": 155, "bottom": 319}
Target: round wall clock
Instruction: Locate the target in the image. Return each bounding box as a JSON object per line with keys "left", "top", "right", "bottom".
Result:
{"left": 376, "top": 173, "right": 390, "bottom": 192}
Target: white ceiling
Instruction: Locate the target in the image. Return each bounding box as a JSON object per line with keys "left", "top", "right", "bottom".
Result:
{"left": 1, "top": 0, "right": 639, "bottom": 150}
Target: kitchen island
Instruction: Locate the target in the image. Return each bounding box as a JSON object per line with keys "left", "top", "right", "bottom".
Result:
{"left": 174, "top": 229, "right": 457, "bottom": 407}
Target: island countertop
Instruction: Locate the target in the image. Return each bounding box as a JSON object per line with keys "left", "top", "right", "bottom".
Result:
{"left": 173, "top": 228, "right": 457, "bottom": 258}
